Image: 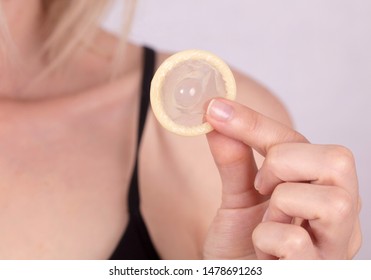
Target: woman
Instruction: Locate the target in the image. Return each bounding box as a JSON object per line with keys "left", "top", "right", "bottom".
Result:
{"left": 0, "top": 0, "right": 361, "bottom": 259}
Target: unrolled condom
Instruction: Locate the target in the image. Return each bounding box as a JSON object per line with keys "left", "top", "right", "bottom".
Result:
{"left": 150, "top": 50, "right": 236, "bottom": 136}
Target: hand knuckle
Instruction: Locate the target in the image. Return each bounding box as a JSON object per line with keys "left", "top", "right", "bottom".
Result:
{"left": 280, "top": 227, "right": 311, "bottom": 258}
{"left": 326, "top": 145, "right": 355, "bottom": 175}
{"left": 328, "top": 188, "right": 354, "bottom": 221}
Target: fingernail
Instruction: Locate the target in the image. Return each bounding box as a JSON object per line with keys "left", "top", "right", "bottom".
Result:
{"left": 207, "top": 99, "right": 233, "bottom": 121}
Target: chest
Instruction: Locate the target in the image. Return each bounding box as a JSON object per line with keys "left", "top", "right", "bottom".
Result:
{"left": 0, "top": 94, "right": 213, "bottom": 259}
{"left": 0, "top": 98, "right": 139, "bottom": 259}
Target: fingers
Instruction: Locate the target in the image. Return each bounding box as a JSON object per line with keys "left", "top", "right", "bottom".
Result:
{"left": 206, "top": 98, "right": 308, "bottom": 156}
{"left": 205, "top": 98, "right": 306, "bottom": 208}
{"left": 205, "top": 98, "right": 361, "bottom": 259}
{"left": 255, "top": 143, "right": 359, "bottom": 198}
{"left": 206, "top": 99, "right": 358, "bottom": 203}
{"left": 253, "top": 183, "right": 357, "bottom": 259}
{"left": 253, "top": 188, "right": 361, "bottom": 260}
{"left": 206, "top": 130, "right": 264, "bottom": 208}
{"left": 264, "top": 182, "right": 355, "bottom": 259}
{"left": 252, "top": 222, "right": 318, "bottom": 260}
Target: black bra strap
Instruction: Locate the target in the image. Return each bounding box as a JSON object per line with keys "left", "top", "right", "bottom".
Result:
{"left": 109, "top": 46, "right": 160, "bottom": 260}
{"left": 138, "top": 47, "right": 155, "bottom": 146}
{"left": 128, "top": 46, "right": 155, "bottom": 214}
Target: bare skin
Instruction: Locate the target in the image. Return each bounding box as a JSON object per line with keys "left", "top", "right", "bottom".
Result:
{"left": 0, "top": 0, "right": 361, "bottom": 259}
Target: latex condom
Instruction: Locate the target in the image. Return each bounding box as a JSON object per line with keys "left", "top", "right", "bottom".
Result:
{"left": 150, "top": 50, "right": 236, "bottom": 136}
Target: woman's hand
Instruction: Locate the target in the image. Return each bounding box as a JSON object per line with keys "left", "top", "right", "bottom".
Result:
{"left": 203, "top": 98, "right": 362, "bottom": 259}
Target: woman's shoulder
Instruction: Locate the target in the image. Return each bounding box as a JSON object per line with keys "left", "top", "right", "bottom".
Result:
{"left": 232, "top": 69, "right": 293, "bottom": 127}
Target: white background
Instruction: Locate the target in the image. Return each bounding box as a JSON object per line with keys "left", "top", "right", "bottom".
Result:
{"left": 0, "top": 260, "right": 370, "bottom": 279}
{"left": 103, "top": 0, "right": 371, "bottom": 259}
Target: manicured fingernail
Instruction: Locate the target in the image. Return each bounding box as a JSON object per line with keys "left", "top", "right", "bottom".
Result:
{"left": 207, "top": 99, "right": 233, "bottom": 121}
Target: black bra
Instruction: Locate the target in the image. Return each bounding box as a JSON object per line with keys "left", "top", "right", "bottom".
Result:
{"left": 109, "top": 47, "right": 161, "bottom": 260}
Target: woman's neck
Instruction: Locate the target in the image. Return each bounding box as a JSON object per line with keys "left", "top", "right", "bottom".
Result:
{"left": 1, "top": 0, "right": 43, "bottom": 55}
{"left": 0, "top": 0, "right": 44, "bottom": 97}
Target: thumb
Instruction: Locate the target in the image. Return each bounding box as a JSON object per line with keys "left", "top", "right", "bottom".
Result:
{"left": 206, "top": 130, "right": 264, "bottom": 208}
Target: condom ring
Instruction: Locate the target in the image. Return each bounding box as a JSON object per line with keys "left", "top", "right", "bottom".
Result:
{"left": 150, "top": 49, "right": 236, "bottom": 136}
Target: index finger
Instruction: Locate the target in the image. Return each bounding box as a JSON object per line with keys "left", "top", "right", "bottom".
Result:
{"left": 205, "top": 98, "right": 309, "bottom": 155}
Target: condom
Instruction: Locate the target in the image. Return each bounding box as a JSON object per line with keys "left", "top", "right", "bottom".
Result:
{"left": 150, "top": 50, "right": 236, "bottom": 136}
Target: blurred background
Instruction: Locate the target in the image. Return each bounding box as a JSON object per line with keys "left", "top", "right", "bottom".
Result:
{"left": 103, "top": 0, "right": 371, "bottom": 259}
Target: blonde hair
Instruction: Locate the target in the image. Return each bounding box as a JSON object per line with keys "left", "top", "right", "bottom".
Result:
{"left": 1, "top": 0, "right": 137, "bottom": 76}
